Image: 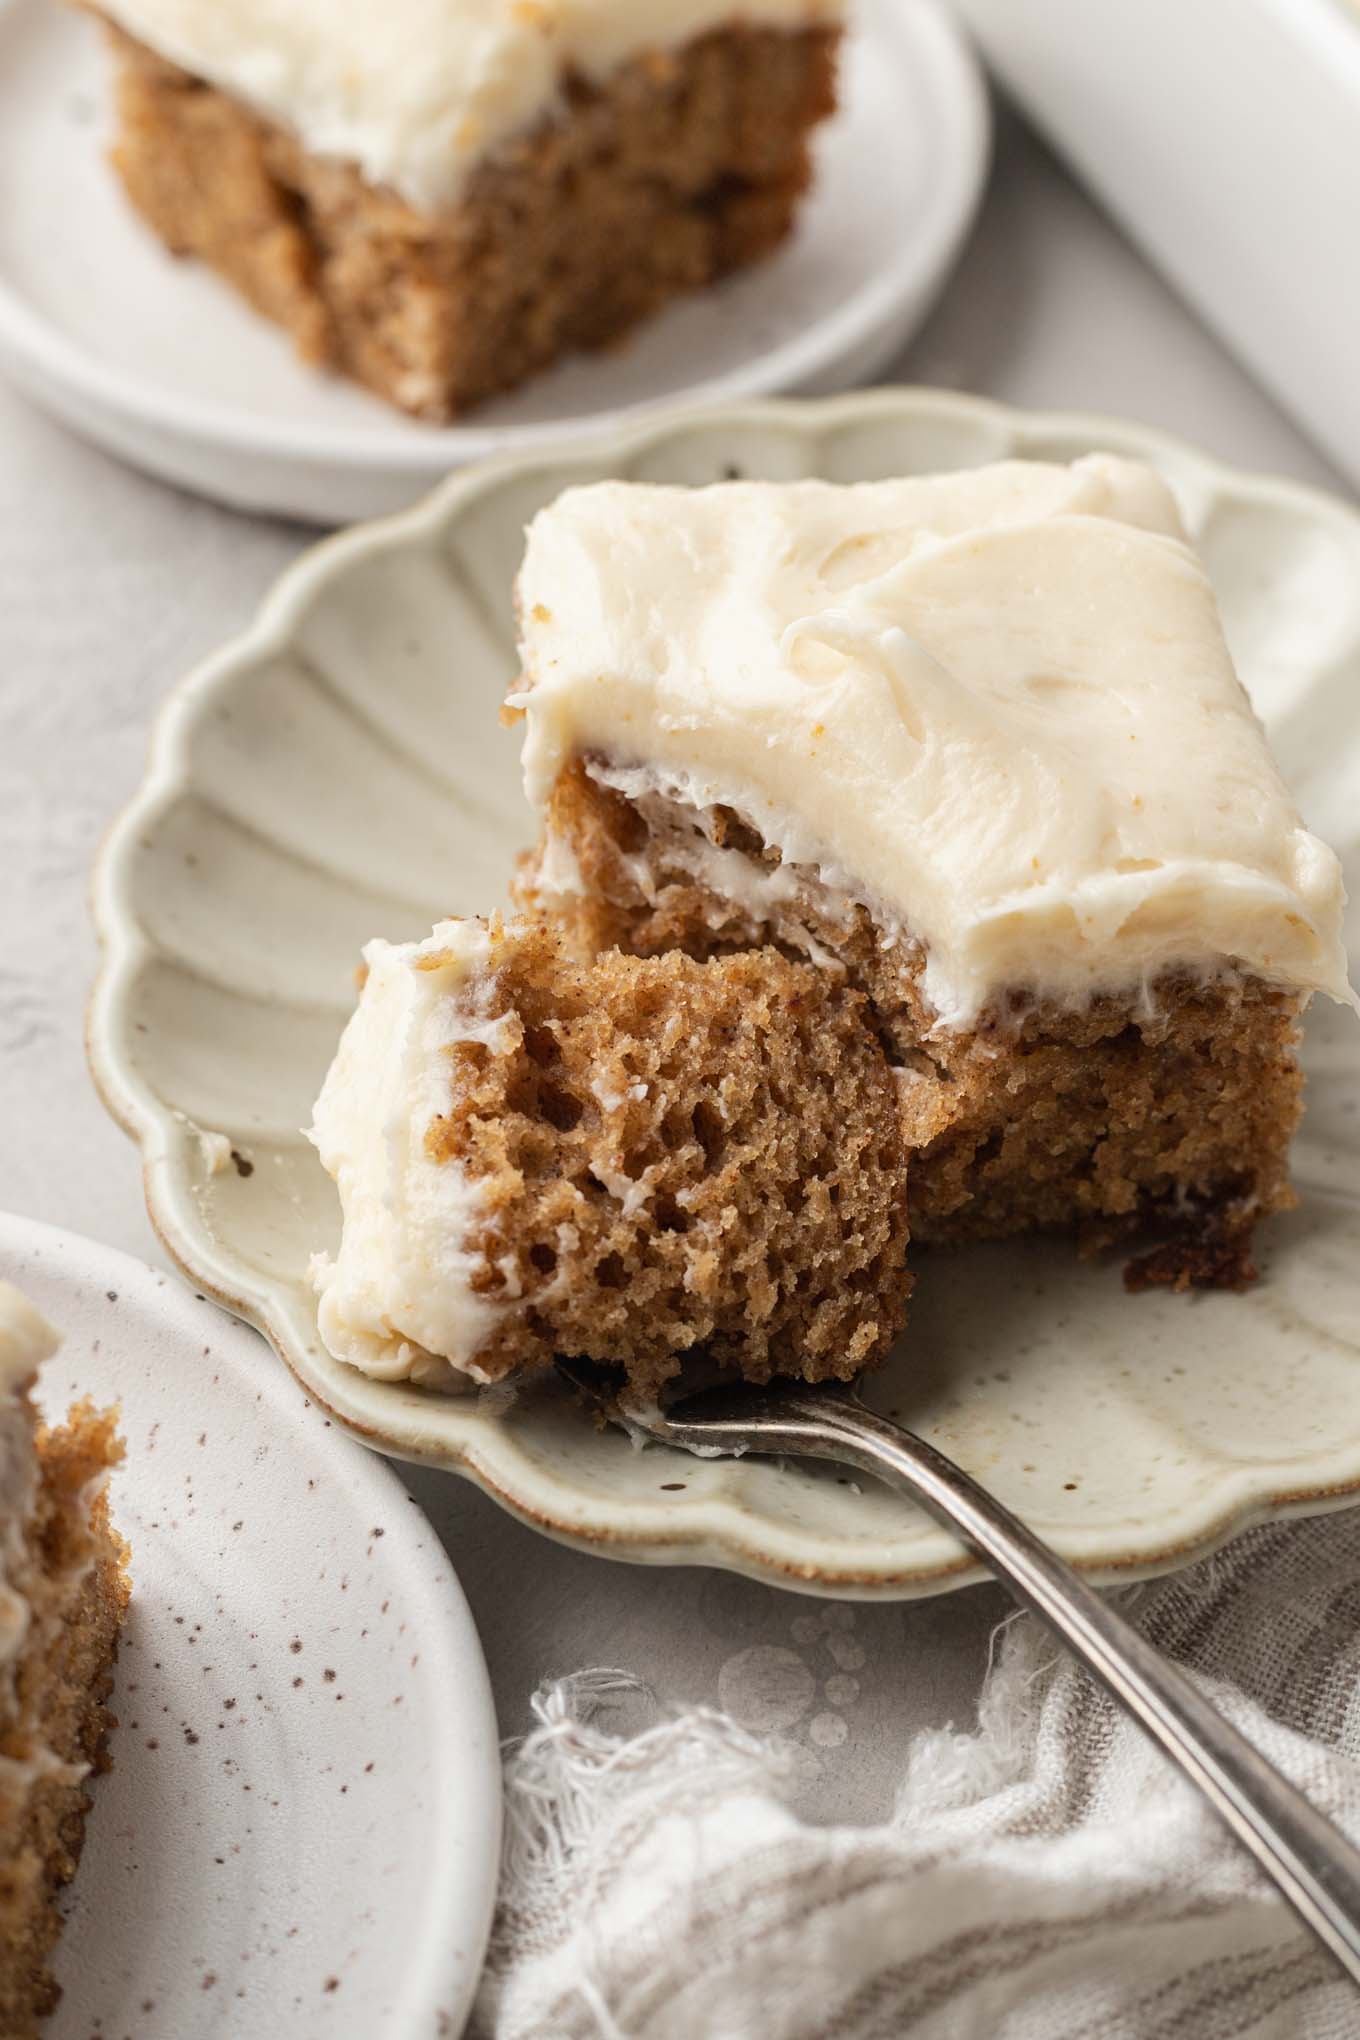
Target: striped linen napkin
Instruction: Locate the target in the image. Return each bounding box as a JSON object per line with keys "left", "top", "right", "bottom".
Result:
{"left": 472, "top": 1510, "right": 1360, "bottom": 2039}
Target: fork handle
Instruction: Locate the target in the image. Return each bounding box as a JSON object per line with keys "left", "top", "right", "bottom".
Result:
{"left": 674, "top": 1389, "right": 1360, "bottom": 1986}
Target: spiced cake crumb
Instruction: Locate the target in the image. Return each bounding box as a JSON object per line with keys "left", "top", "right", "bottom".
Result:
{"left": 94, "top": 5, "right": 840, "bottom": 419}
{"left": 0, "top": 1287, "right": 129, "bottom": 2038}
{"left": 510, "top": 462, "right": 1353, "bottom": 1281}
{"left": 310, "top": 916, "right": 912, "bottom": 1396}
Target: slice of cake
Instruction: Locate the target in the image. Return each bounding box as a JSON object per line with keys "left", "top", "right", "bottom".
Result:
{"left": 89, "top": 0, "right": 842, "bottom": 419}
{"left": 0, "top": 1283, "right": 129, "bottom": 2038}
{"left": 510, "top": 455, "right": 1355, "bottom": 1280}
{"left": 308, "top": 915, "right": 911, "bottom": 1393}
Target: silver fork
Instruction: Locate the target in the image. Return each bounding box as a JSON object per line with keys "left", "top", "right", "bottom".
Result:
{"left": 556, "top": 1358, "right": 1360, "bottom": 1987}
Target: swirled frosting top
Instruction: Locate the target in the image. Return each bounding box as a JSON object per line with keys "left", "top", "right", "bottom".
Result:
{"left": 514, "top": 456, "right": 1353, "bottom": 1026}
{"left": 93, "top": 0, "right": 841, "bottom": 211}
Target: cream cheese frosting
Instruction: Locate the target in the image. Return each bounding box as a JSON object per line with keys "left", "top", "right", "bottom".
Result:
{"left": 0, "top": 1284, "right": 56, "bottom": 1685}
{"left": 0, "top": 1281, "right": 57, "bottom": 1392}
{"left": 513, "top": 456, "right": 1354, "bottom": 1027}
{"left": 93, "top": 0, "right": 841, "bottom": 212}
{"left": 308, "top": 921, "right": 509, "bottom": 1385}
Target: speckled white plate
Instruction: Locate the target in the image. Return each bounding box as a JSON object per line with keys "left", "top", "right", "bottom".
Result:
{"left": 0, "top": 1210, "right": 500, "bottom": 2039}
{"left": 0, "top": 0, "right": 986, "bottom": 523}
{"left": 88, "top": 388, "right": 1360, "bottom": 1600}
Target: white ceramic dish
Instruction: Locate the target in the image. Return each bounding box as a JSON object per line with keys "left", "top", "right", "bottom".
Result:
{"left": 947, "top": 0, "right": 1360, "bottom": 486}
{"left": 89, "top": 388, "right": 1360, "bottom": 1601}
{"left": 0, "top": 0, "right": 986, "bottom": 525}
{"left": 0, "top": 1210, "right": 501, "bottom": 2039}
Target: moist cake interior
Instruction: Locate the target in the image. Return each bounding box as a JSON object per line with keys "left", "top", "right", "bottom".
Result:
{"left": 100, "top": 15, "right": 838, "bottom": 420}
{"left": 506, "top": 460, "right": 1353, "bottom": 1303}
{"left": 310, "top": 917, "right": 912, "bottom": 1395}
{"left": 0, "top": 1286, "right": 129, "bottom": 2039}
{"left": 517, "top": 762, "right": 1307, "bottom": 1285}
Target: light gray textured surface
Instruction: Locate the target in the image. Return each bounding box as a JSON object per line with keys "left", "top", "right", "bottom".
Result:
{"left": 1, "top": 111, "right": 1353, "bottom": 1801}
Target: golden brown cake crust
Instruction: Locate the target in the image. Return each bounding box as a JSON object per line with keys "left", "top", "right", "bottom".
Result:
{"left": 431, "top": 917, "right": 912, "bottom": 1394}
{"left": 515, "top": 763, "right": 1307, "bottom": 1273}
{"left": 0, "top": 1401, "right": 128, "bottom": 2040}
{"left": 101, "top": 20, "right": 839, "bottom": 419}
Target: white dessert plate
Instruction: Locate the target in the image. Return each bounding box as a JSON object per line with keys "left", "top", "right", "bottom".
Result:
{"left": 88, "top": 388, "right": 1360, "bottom": 1602}
{"left": 0, "top": 0, "right": 987, "bottom": 525}
{"left": 0, "top": 1210, "right": 500, "bottom": 2039}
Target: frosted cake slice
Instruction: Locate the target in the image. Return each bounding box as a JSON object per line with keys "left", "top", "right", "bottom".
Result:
{"left": 90, "top": 0, "right": 842, "bottom": 418}
{"left": 510, "top": 455, "right": 1354, "bottom": 1281}
{"left": 309, "top": 915, "right": 911, "bottom": 1392}
{"left": 0, "top": 1283, "right": 129, "bottom": 2038}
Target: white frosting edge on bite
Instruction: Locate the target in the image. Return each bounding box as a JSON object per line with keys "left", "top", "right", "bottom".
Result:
{"left": 308, "top": 921, "right": 511, "bottom": 1387}
{"left": 0, "top": 1285, "right": 55, "bottom": 1690}
{"left": 513, "top": 455, "right": 1355, "bottom": 1029}
{"left": 93, "top": 0, "right": 842, "bottom": 212}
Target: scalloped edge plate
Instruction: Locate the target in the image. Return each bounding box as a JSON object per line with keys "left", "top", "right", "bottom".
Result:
{"left": 88, "top": 388, "right": 1360, "bottom": 1599}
